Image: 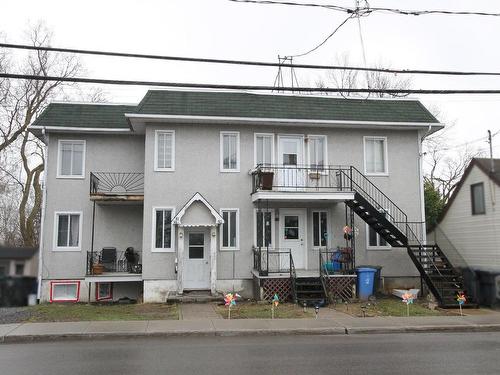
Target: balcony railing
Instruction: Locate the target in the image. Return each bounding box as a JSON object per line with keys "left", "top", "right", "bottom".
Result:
{"left": 253, "top": 247, "right": 293, "bottom": 276}
{"left": 251, "top": 165, "right": 352, "bottom": 193}
{"left": 86, "top": 249, "right": 142, "bottom": 275}
{"left": 90, "top": 172, "right": 144, "bottom": 197}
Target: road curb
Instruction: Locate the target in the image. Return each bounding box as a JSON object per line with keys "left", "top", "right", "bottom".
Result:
{"left": 1, "top": 324, "right": 499, "bottom": 343}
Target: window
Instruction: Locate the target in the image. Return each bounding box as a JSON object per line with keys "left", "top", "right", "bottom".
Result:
{"left": 155, "top": 130, "right": 175, "bottom": 171}
{"left": 0, "top": 262, "right": 8, "bottom": 276}
{"left": 471, "top": 182, "right": 486, "bottom": 215}
{"left": 313, "top": 211, "right": 328, "bottom": 247}
{"left": 220, "top": 132, "right": 240, "bottom": 172}
{"left": 364, "top": 137, "right": 388, "bottom": 175}
{"left": 50, "top": 281, "right": 80, "bottom": 302}
{"left": 220, "top": 209, "right": 239, "bottom": 250}
{"left": 153, "top": 208, "right": 174, "bottom": 251}
{"left": 284, "top": 215, "right": 299, "bottom": 239}
{"left": 308, "top": 136, "right": 327, "bottom": 169}
{"left": 57, "top": 140, "right": 85, "bottom": 178}
{"left": 54, "top": 212, "right": 82, "bottom": 251}
{"left": 15, "top": 263, "right": 24, "bottom": 276}
{"left": 254, "top": 133, "right": 274, "bottom": 166}
{"left": 188, "top": 233, "right": 205, "bottom": 259}
{"left": 96, "top": 282, "right": 112, "bottom": 301}
{"left": 367, "top": 209, "right": 391, "bottom": 249}
{"left": 255, "top": 210, "right": 274, "bottom": 247}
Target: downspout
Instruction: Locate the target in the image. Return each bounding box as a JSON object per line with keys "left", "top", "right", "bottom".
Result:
{"left": 36, "top": 127, "right": 48, "bottom": 301}
{"left": 418, "top": 124, "right": 433, "bottom": 244}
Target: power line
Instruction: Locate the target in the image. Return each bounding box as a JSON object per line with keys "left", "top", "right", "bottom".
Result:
{"left": 4, "top": 72, "right": 500, "bottom": 95}
{"left": 3, "top": 43, "right": 500, "bottom": 77}
{"left": 229, "top": 0, "right": 500, "bottom": 17}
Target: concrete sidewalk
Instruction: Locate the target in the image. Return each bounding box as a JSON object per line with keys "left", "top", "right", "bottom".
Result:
{"left": 2, "top": 312, "right": 500, "bottom": 343}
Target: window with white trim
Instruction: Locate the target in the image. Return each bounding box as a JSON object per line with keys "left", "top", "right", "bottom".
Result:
{"left": 57, "top": 140, "right": 85, "bottom": 177}
{"left": 364, "top": 137, "right": 388, "bottom": 175}
{"left": 255, "top": 210, "right": 273, "bottom": 247}
{"left": 55, "top": 212, "right": 81, "bottom": 250}
{"left": 51, "top": 281, "right": 80, "bottom": 302}
{"left": 221, "top": 209, "right": 239, "bottom": 249}
{"left": 471, "top": 182, "right": 486, "bottom": 215}
{"left": 367, "top": 209, "right": 391, "bottom": 249}
{"left": 308, "top": 136, "right": 327, "bottom": 169}
{"left": 153, "top": 208, "right": 174, "bottom": 251}
{"left": 255, "top": 133, "right": 274, "bottom": 166}
{"left": 220, "top": 132, "right": 240, "bottom": 172}
{"left": 155, "top": 130, "right": 175, "bottom": 171}
{"left": 312, "top": 211, "right": 328, "bottom": 247}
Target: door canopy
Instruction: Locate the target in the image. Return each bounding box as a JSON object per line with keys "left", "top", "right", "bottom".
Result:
{"left": 171, "top": 192, "right": 224, "bottom": 227}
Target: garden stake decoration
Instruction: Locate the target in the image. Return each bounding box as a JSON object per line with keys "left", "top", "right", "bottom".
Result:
{"left": 456, "top": 292, "right": 466, "bottom": 316}
{"left": 224, "top": 293, "right": 240, "bottom": 320}
{"left": 271, "top": 293, "right": 279, "bottom": 319}
{"left": 402, "top": 292, "right": 414, "bottom": 317}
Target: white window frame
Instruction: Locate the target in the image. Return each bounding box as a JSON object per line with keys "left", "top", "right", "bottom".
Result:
{"left": 220, "top": 131, "right": 240, "bottom": 172}
{"left": 254, "top": 133, "right": 275, "bottom": 167}
{"left": 366, "top": 208, "right": 392, "bottom": 250}
{"left": 152, "top": 207, "right": 176, "bottom": 253}
{"left": 154, "top": 130, "right": 176, "bottom": 172}
{"left": 50, "top": 280, "right": 80, "bottom": 303}
{"left": 220, "top": 208, "right": 240, "bottom": 250}
{"left": 312, "top": 210, "right": 329, "bottom": 249}
{"left": 56, "top": 140, "right": 86, "bottom": 179}
{"left": 307, "top": 135, "right": 328, "bottom": 170}
{"left": 253, "top": 209, "right": 275, "bottom": 247}
{"left": 53, "top": 211, "right": 83, "bottom": 252}
{"left": 363, "top": 136, "right": 389, "bottom": 176}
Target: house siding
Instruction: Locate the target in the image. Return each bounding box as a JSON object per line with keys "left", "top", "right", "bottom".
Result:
{"left": 432, "top": 166, "right": 500, "bottom": 269}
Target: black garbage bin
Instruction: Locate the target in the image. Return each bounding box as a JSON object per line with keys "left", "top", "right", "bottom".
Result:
{"left": 357, "top": 265, "right": 382, "bottom": 294}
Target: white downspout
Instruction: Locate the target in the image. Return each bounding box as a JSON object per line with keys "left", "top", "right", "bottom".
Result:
{"left": 36, "top": 128, "right": 48, "bottom": 301}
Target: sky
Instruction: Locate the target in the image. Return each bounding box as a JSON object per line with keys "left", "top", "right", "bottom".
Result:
{"left": 1, "top": 0, "right": 499, "bottom": 157}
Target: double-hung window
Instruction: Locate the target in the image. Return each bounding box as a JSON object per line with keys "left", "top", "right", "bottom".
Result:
{"left": 367, "top": 209, "right": 391, "bottom": 249}
{"left": 57, "top": 140, "right": 85, "bottom": 178}
{"left": 312, "top": 211, "right": 328, "bottom": 247}
{"left": 255, "top": 210, "right": 274, "bottom": 247}
{"left": 220, "top": 132, "right": 240, "bottom": 172}
{"left": 254, "top": 133, "right": 274, "bottom": 167}
{"left": 308, "top": 136, "right": 327, "bottom": 169}
{"left": 153, "top": 208, "right": 174, "bottom": 252}
{"left": 54, "top": 212, "right": 82, "bottom": 251}
{"left": 364, "top": 136, "right": 388, "bottom": 175}
{"left": 155, "top": 130, "right": 175, "bottom": 171}
{"left": 221, "top": 209, "right": 239, "bottom": 250}
{"left": 471, "top": 182, "right": 486, "bottom": 215}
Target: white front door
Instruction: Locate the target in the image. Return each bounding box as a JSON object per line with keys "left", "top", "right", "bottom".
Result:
{"left": 183, "top": 230, "right": 211, "bottom": 289}
{"left": 278, "top": 136, "right": 305, "bottom": 189}
{"left": 280, "top": 209, "right": 306, "bottom": 269}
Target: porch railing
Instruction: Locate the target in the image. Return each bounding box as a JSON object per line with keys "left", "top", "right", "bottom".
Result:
{"left": 319, "top": 248, "right": 355, "bottom": 277}
{"left": 253, "top": 247, "right": 292, "bottom": 276}
{"left": 90, "top": 172, "right": 144, "bottom": 196}
{"left": 86, "top": 250, "right": 142, "bottom": 275}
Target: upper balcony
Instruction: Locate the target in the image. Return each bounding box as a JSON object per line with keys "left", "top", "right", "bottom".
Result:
{"left": 251, "top": 165, "right": 355, "bottom": 202}
{"left": 90, "top": 172, "right": 144, "bottom": 204}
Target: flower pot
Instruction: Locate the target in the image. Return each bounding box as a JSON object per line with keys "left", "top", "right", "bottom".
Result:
{"left": 260, "top": 171, "right": 274, "bottom": 190}
{"left": 92, "top": 263, "right": 104, "bottom": 275}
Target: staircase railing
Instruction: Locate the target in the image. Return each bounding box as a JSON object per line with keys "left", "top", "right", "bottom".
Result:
{"left": 319, "top": 250, "right": 333, "bottom": 303}
{"left": 290, "top": 254, "right": 297, "bottom": 303}
{"left": 252, "top": 247, "right": 292, "bottom": 276}
{"left": 429, "top": 226, "right": 472, "bottom": 271}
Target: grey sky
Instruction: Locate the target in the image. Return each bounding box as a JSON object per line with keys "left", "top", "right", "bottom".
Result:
{"left": 1, "top": 0, "right": 499, "bottom": 156}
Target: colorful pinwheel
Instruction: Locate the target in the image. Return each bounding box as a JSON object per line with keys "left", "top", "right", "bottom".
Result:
{"left": 457, "top": 292, "right": 466, "bottom": 316}
{"left": 402, "top": 292, "right": 414, "bottom": 305}
{"left": 224, "top": 293, "right": 240, "bottom": 319}
{"left": 272, "top": 293, "right": 279, "bottom": 307}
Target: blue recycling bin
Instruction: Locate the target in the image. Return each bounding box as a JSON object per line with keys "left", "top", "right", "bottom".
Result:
{"left": 356, "top": 267, "right": 377, "bottom": 300}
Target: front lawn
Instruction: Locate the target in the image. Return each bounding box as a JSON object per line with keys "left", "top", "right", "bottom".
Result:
{"left": 216, "top": 302, "right": 313, "bottom": 319}
{"left": 25, "top": 303, "right": 179, "bottom": 322}
{"left": 334, "top": 297, "right": 452, "bottom": 317}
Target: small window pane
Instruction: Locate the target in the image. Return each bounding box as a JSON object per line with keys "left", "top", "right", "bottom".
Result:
{"left": 163, "top": 210, "right": 172, "bottom": 248}
{"left": 222, "top": 134, "right": 238, "bottom": 170}
{"left": 155, "top": 209, "right": 172, "bottom": 249}
{"left": 68, "top": 214, "right": 80, "bottom": 247}
{"left": 309, "top": 137, "right": 325, "bottom": 168}
{"left": 222, "top": 211, "right": 229, "bottom": 247}
{"left": 15, "top": 263, "right": 24, "bottom": 276}
{"left": 256, "top": 211, "right": 263, "bottom": 246}
{"left": 366, "top": 138, "right": 386, "bottom": 174}
{"left": 155, "top": 210, "right": 163, "bottom": 248}
{"left": 283, "top": 154, "right": 297, "bottom": 166}
{"left": 320, "top": 212, "right": 327, "bottom": 246}
{"left": 368, "top": 227, "right": 378, "bottom": 247}
{"left": 284, "top": 215, "right": 299, "bottom": 240}
{"left": 256, "top": 135, "right": 272, "bottom": 166}
{"left": 60, "top": 146, "right": 72, "bottom": 175}
{"left": 471, "top": 183, "right": 485, "bottom": 215}
{"left": 53, "top": 283, "right": 78, "bottom": 300}
{"left": 157, "top": 132, "right": 173, "bottom": 169}
{"left": 313, "top": 212, "right": 320, "bottom": 246}
{"left": 189, "top": 233, "right": 204, "bottom": 246}
{"left": 284, "top": 216, "right": 298, "bottom": 227}
{"left": 264, "top": 212, "right": 272, "bottom": 246}
{"left": 57, "top": 214, "right": 69, "bottom": 247}
{"left": 189, "top": 246, "right": 204, "bottom": 259}
{"left": 229, "top": 211, "right": 237, "bottom": 247}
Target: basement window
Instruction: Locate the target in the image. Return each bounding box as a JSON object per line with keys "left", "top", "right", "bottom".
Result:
{"left": 50, "top": 281, "right": 80, "bottom": 303}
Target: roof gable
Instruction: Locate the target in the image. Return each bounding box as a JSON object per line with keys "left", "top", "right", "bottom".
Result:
{"left": 172, "top": 192, "right": 224, "bottom": 226}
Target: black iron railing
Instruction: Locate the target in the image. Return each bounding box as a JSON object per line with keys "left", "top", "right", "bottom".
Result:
{"left": 90, "top": 172, "right": 144, "bottom": 196}
{"left": 253, "top": 247, "right": 293, "bottom": 276}
{"left": 86, "top": 250, "right": 142, "bottom": 275}
{"left": 290, "top": 254, "right": 297, "bottom": 303}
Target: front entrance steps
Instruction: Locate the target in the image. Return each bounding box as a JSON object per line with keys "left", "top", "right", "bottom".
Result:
{"left": 167, "top": 290, "right": 223, "bottom": 304}
{"left": 295, "top": 277, "right": 327, "bottom": 307}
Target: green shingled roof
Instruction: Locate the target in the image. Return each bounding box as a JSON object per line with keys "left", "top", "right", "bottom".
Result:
{"left": 31, "top": 90, "right": 439, "bottom": 130}
{"left": 32, "top": 103, "right": 135, "bottom": 129}
{"left": 137, "top": 91, "right": 439, "bottom": 124}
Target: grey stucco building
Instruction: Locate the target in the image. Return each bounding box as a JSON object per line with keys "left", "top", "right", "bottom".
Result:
{"left": 31, "top": 89, "right": 443, "bottom": 303}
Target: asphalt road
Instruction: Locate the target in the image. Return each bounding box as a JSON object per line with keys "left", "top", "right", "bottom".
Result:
{"left": 1, "top": 333, "right": 499, "bottom": 375}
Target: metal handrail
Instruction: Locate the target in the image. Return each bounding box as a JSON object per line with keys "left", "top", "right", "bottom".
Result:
{"left": 90, "top": 172, "right": 144, "bottom": 196}
{"left": 290, "top": 255, "right": 297, "bottom": 303}
{"left": 252, "top": 247, "right": 292, "bottom": 276}
{"left": 86, "top": 250, "right": 142, "bottom": 275}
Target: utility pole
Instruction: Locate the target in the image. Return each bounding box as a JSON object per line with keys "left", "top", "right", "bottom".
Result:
{"left": 488, "top": 130, "right": 495, "bottom": 173}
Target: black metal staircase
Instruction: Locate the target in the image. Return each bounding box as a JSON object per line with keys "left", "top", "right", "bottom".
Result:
{"left": 339, "top": 166, "right": 475, "bottom": 308}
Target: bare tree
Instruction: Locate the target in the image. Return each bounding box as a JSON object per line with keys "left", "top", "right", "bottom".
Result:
{"left": 0, "top": 23, "right": 82, "bottom": 246}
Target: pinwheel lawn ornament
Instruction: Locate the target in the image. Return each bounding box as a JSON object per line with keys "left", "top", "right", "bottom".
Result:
{"left": 402, "top": 292, "right": 415, "bottom": 317}
{"left": 224, "top": 293, "right": 240, "bottom": 319}
{"left": 343, "top": 225, "right": 353, "bottom": 241}
{"left": 271, "top": 294, "right": 279, "bottom": 319}
{"left": 456, "top": 292, "right": 467, "bottom": 316}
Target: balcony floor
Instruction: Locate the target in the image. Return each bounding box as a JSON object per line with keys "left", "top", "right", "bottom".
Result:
{"left": 252, "top": 190, "right": 355, "bottom": 203}
{"left": 90, "top": 194, "right": 144, "bottom": 205}
{"left": 85, "top": 272, "right": 142, "bottom": 282}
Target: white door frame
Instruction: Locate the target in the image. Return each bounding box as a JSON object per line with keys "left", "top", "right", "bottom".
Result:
{"left": 277, "top": 135, "right": 305, "bottom": 190}
{"left": 278, "top": 208, "right": 308, "bottom": 270}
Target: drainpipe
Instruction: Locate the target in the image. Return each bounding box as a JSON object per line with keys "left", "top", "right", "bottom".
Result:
{"left": 36, "top": 128, "right": 48, "bottom": 301}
